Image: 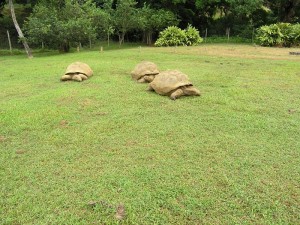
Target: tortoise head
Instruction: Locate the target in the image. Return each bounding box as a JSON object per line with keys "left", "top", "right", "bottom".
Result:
{"left": 182, "top": 86, "right": 200, "bottom": 96}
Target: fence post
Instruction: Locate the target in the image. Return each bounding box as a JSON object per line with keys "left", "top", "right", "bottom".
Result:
{"left": 7, "top": 30, "right": 12, "bottom": 54}
{"left": 226, "top": 28, "right": 230, "bottom": 43}
{"left": 205, "top": 28, "right": 207, "bottom": 43}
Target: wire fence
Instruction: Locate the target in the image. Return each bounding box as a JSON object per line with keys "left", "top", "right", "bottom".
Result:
{"left": 0, "top": 27, "right": 256, "bottom": 51}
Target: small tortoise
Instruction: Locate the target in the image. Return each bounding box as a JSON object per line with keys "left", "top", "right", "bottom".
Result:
{"left": 131, "top": 61, "right": 159, "bottom": 83}
{"left": 148, "top": 70, "right": 200, "bottom": 100}
{"left": 61, "top": 62, "right": 93, "bottom": 82}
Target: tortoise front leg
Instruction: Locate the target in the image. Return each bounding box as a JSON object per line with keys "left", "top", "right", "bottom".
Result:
{"left": 78, "top": 73, "right": 88, "bottom": 80}
{"left": 170, "top": 88, "right": 184, "bottom": 100}
{"left": 144, "top": 75, "right": 155, "bottom": 83}
{"left": 137, "top": 77, "right": 146, "bottom": 83}
{"left": 72, "top": 74, "right": 83, "bottom": 82}
{"left": 61, "top": 74, "right": 72, "bottom": 81}
{"left": 146, "top": 85, "right": 154, "bottom": 91}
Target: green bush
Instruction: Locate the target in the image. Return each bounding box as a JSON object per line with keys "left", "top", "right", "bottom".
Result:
{"left": 185, "top": 24, "right": 203, "bottom": 46}
{"left": 155, "top": 25, "right": 203, "bottom": 47}
{"left": 291, "top": 23, "right": 300, "bottom": 46}
{"left": 256, "top": 23, "right": 300, "bottom": 47}
{"left": 154, "top": 26, "right": 186, "bottom": 47}
{"left": 256, "top": 24, "right": 283, "bottom": 46}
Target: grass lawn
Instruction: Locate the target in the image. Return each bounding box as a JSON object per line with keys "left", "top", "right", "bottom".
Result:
{"left": 0, "top": 44, "right": 299, "bottom": 224}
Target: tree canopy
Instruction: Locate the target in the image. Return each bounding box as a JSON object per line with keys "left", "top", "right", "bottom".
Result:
{"left": 1, "top": 0, "right": 299, "bottom": 50}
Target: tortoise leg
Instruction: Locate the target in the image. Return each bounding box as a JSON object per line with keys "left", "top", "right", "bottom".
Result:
{"left": 61, "top": 74, "right": 72, "bottom": 81}
{"left": 137, "top": 77, "right": 146, "bottom": 83}
{"left": 72, "top": 74, "right": 83, "bottom": 82}
{"left": 78, "top": 73, "right": 88, "bottom": 80}
{"left": 182, "top": 86, "right": 201, "bottom": 96}
{"left": 170, "top": 88, "right": 184, "bottom": 100}
{"left": 146, "top": 85, "right": 154, "bottom": 91}
{"left": 144, "top": 75, "right": 155, "bottom": 83}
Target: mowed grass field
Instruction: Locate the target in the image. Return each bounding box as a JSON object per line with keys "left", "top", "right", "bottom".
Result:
{"left": 0, "top": 44, "right": 299, "bottom": 224}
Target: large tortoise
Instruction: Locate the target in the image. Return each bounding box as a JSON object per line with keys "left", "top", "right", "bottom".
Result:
{"left": 148, "top": 70, "right": 200, "bottom": 100}
{"left": 61, "top": 62, "right": 93, "bottom": 82}
{"left": 131, "top": 61, "right": 159, "bottom": 83}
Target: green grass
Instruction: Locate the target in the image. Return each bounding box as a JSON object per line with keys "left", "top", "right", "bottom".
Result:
{"left": 0, "top": 44, "right": 299, "bottom": 224}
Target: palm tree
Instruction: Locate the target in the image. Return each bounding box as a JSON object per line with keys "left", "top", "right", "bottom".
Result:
{"left": 9, "top": 0, "right": 33, "bottom": 58}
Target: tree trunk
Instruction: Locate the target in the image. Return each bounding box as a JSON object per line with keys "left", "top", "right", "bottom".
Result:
{"left": 118, "top": 33, "right": 125, "bottom": 45}
{"left": 9, "top": 0, "right": 33, "bottom": 58}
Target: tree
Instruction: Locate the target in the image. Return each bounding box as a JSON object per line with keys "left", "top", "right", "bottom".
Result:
{"left": 264, "top": 0, "right": 300, "bottom": 23}
{"left": 138, "top": 4, "right": 178, "bottom": 45}
{"left": 9, "top": 0, "right": 32, "bottom": 57}
{"left": 24, "top": 0, "right": 98, "bottom": 52}
{"left": 95, "top": 0, "right": 115, "bottom": 46}
{"left": 113, "top": 0, "right": 137, "bottom": 45}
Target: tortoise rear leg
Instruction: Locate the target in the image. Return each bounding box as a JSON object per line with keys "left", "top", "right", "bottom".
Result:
{"left": 170, "top": 88, "right": 184, "bottom": 100}
{"left": 182, "top": 86, "right": 200, "bottom": 96}
{"left": 61, "top": 74, "right": 72, "bottom": 81}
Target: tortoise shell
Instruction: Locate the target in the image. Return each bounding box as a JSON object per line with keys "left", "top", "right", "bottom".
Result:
{"left": 65, "top": 62, "right": 93, "bottom": 77}
{"left": 131, "top": 61, "right": 159, "bottom": 80}
{"left": 149, "top": 70, "right": 193, "bottom": 95}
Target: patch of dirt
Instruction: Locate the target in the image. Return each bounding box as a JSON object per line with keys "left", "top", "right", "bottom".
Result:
{"left": 59, "top": 120, "right": 69, "bottom": 127}
{"left": 87, "top": 200, "right": 113, "bottom": 209}
{"left": 79, "top": 98, "right": 93, "bottom": 107}
{"left": 115, "top": 204, "right": 126, "bottom": 220}
{"left": 125, "top": 140, "right": 138, "bottom": 146}
{"left": 288, "top": 109, "right": 297, "bottom": 114}
{"left": 16, "top": 149, "right": 26, "bottom": 154}
{"left": 94, "top": 112, "right": 108, "bottom": 116}
{"left": 0, "top": 136, "right": 6, "bottom": 142}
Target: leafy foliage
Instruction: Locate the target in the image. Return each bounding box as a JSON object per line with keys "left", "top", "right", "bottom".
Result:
{"left": 113, "top": 0, "right": 138, "bottom": 45}
{"left": 256, "top": 23, "right": 300, "bottom": 47}
{"left": 138, "top": 5, "right": 178, "bottom": 44}
{"left": 24, "top": 0, "right": 98, "bottom": 51}
{"left": 155, "top": 25, "right": 203, "bottom": 47}
{"left": 154, "top": 26, "right": 187, "bottom": 47}
{"left": 185, "top": 24, "right": 203, "bottom": 46}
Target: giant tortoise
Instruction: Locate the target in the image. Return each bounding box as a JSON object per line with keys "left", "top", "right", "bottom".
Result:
{"left": 148, "top": 70, "right": 200, "bottom": 100}
{"left": 60, "top": 62, "right": 93, "bottom": 82}
{"left": 131, "top": 61, "right": 159, "bottom": 83}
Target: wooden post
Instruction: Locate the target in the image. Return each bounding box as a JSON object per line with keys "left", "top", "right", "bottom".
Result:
{"left": 252, "top": 28, "right": 255, "bottom": 43}
{"left": 42, "top": 41, "right": 44, "bottom": 49}
{"left": 100, "top": 46, "right": 103, "bottom": 52}
{"left": 77, "top": 46, "right": 80, "bottom": 52}
{"left": 205, "top": 28, "right": 207, "bottom": 43}
{"left": 89, "top": 36, "right": 92, "bottom": 49}
{"left": 7, "top": 30, "right": 12, "bottom": 54}
{"left": 227, "top": 28, "right": 230, "bottom": 43}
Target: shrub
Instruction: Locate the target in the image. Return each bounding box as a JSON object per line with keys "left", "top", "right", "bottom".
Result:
{"left": 154, "top": 26, "right": 186, "bottom": 47}
{"left": 185, "top": 24, "right": 203, "bottom": 46}
{"left": 256, "top": 24, "right": 283, "bottom": 47}
{"left": 256, "top": 23, "right": 300, "bottom": 47}
{"left": 277, "top": 23, "right": 294, "bottom": 47}
{"left": 155, "top": 25, "right": 203, "bottom": 47}
{"left": 290, "top": 23, "right": 300, "bottom": 46}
